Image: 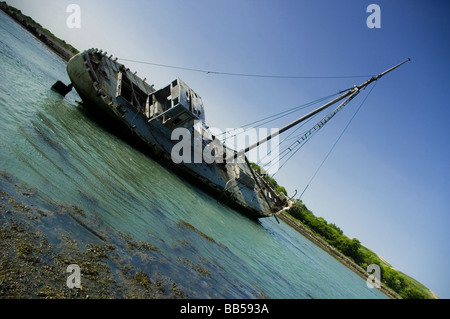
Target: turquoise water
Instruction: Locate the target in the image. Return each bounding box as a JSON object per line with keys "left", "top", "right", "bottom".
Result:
{"left": 0, "top": 10, "right": 387, "bottom": 299}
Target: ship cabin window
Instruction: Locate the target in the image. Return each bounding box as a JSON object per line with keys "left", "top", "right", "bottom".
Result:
{"left": 167, "top": 111, "right": 191, "bottom": 129}
{"left": 119, "top": 74, "right": 148, "bottom": 111}
{"left": 147, "top": 84, "right": 173, "bottom": 121}
{"left": 145, "top": 78, "right": 202, "bottom": 129}
{"left": 163, "top": 105, "right": 196, "bottom": 130}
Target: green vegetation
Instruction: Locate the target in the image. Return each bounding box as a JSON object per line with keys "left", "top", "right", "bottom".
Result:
{"left": 0, "top": 2, "right": 79, "bottom": 60}
{"left": 287, "top": 201, "right": 436, "bottom": 299}
{"left": 248, "top": 163, "right": 436, "bottom": 299}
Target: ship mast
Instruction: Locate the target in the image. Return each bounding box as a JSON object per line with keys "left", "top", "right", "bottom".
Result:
{"left": 228, "top": 58, "right": 410, "bottom": 161}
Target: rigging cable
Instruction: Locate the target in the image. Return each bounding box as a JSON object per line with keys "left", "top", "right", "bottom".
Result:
{"left": 217, "top": 90, "right": 348, "bottom": 143}
{"left": 256, "top": 116, "right": 317, "bottom": 170}
{"left": 239, "top": 90, "right": 347, "bottom": 129}
{"left": 299, "top": 80, "right": 378, "bottom": 199}
{"left": 265, "top": 89, "right": 361, "bottom": 175}
{"left": 118, "top": 58, "right": 374, "bottom": 79}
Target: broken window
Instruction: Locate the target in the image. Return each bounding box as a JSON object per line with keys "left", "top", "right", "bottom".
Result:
{"left": 118, "top": 73, "right": 148, "bottom": 112}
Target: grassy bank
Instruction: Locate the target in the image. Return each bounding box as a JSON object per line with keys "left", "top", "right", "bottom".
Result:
{"left": 251, "top": 161, "right": 436, "bottom": 298}
{"left": 0, "top": 1, "right": 78, "bottom": 61}
{"left": 283, "top": 200, "right": 438, "bottom": 299}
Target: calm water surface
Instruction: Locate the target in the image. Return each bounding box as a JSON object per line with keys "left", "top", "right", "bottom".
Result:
{"left": 0, "top": 11, "right": 387, "bottom": 299}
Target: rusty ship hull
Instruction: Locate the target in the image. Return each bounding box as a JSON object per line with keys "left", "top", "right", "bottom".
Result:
{"left": 66, "top": 49, "right": 287, "bottom": 219}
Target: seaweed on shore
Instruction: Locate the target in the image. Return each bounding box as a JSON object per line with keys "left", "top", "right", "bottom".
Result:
{"left": 0, "top": 171, "right": 189, "bottom": 299}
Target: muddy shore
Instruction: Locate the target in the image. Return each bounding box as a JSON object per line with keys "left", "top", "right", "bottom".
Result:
{"left": 0, "top": 172, "right": 190, "bottom": 299}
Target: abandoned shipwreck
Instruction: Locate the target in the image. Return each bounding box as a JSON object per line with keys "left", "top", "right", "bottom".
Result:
{"left": 64, "top": 48, "right": 409, "bottom": 220}
{"left": 65, "top": 49, "right": 290, "bottom": 219}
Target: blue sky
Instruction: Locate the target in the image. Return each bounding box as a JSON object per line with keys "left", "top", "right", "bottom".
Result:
{"left": 6, "top": 0, "right": 450, "bottom": 298}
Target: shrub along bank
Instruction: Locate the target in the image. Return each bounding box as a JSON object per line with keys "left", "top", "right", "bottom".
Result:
{"left": 287, "top": 201, "right": 436, "bottom": 299}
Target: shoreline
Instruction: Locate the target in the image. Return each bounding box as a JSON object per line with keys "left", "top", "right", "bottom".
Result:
{"left": 0, "top": 2, "right": 76, "bottom": 62}
{"left": 0, "top": 1, "right": 436, "bottom": 299}
{"left": 277, "top": 212, "right": 401, "bottom": 299}
{"left": 0, "top": 172, "right": 191, "bottom": 299}
{"left": 0, "top": 5, "right": 400, "bottom": 299}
